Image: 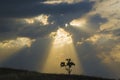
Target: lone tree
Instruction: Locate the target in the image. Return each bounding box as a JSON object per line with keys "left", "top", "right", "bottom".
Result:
{"left": 60, "top": 58, "right": 75, "bottom": 75}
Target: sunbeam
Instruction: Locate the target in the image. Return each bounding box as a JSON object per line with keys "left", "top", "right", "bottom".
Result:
{"left": 0, "top": 37, "right": 35, "bottom": 63}
{"left": 41, "top": 28, "right": 83, "bottom": 74}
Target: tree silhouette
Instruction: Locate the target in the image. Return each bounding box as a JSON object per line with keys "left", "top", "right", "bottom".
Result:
{"left": 60, "top": 58, "right": 75, "bottom": 75}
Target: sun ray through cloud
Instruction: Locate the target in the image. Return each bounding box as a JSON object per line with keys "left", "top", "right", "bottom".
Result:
{"left": 0, "top": 37, "right": 35, "bottom": 63}
{"left": 41, "top": 28, "right": 83, "bottom": 74}
{"left": 69, "top": 17, "right": 94, "bottom": 33}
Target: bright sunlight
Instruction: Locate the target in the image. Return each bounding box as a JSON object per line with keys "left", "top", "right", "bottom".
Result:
{"left": 41, "top": 28, "right": 83, "bottom": 75}
{"left": 52, "top": 28, "right": 72, "bottom": 47}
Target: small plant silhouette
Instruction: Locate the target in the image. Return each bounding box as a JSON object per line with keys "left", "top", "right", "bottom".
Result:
{"left": 60, "top": 58, "right": 75, "bottom": 75}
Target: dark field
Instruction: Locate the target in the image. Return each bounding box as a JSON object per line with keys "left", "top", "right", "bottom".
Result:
{"left": 0, "top": 68, "right": 115, "bottom": 80}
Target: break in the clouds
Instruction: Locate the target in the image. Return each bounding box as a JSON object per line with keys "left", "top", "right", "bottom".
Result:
{"left": 0, "top": 0, "right": 120, "bottom": 78}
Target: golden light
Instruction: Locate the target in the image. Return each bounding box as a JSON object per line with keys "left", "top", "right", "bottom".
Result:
{"left": 35, "top": 15, "right": 49, "bottom": 25}
{"left": 70, "top": 19, "right": 86, "bottom": 28}
{"left": 42, "top": 0, "right": 83, "bottom": 4}
{"left": 69, "top": 18, "right": 94, "bottom": 33}
{"left": 24, "top": 14, "right": 49, "bottom": 25}
{"left": 24, "top": 19, "right": 34, "bottom": 24}
{"left": 97, "top": 43, "right": 120, "bottom": 78}
{"left": 0, "top": 37, "right": 35, "bottom": 62}
{"left": 52, "top": 28, "right": 72, "bottom": 47}
{"left": 41, "top": 28, "right": 83, "bottom": 75}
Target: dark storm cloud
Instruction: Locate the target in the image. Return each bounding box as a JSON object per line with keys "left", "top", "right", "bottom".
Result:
{"left": 0, "top": 19, "right": 25, "bottom": 41}
{"left": 0, "top": 19, "right": 20, "bottom": 32}
{"left": 0, "top": 1, "right": 94, "bottom": 18}
{"left": 0, "top": 0, "right": 94, "bottom": 40}
{"left": 0, "top": 0, "right": 43, "bottom": 18}
{"left": 18, "top": 24, "right": 55, "bottom": 38}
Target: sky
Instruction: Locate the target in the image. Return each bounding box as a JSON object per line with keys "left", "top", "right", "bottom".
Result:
{"left": 0, "top": 0, "right": 120, "bottom": 78}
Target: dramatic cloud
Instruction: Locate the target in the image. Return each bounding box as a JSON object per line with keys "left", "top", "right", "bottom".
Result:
{"left": 24, "top": 14, "right": 50, "bottom": 25}
{"left": 90, "top": 0, "right": 120, "bottom": 33}
{"left": 70, "top": 18, "right": 87, "bottom": 27}
{"left": 0, "top": 37, "right": 35, "bottom": 48}
{"left": 86, "top": 34, "right": 118, "bottom": 45}
{"left": 0, "top": 0, "right": 120, "bottom": 78}
{"left": 49, "top": 28, "right": 72, "bottom": 47}
{"left": 43, "top": 0, "right": 83, "bottom": 4}
{"left": 84, "top": 0, "right": 120, "bottom": 67}
{"left": 0, "top": 0, "right": 94, "bottom": 40}
{"left": 0, "top": 1, "right": 94, "bottom": 18}
{"left": 0, "top": 37, "right": 35, "bottom": 62}
{"left": 98, "top": 44, "right": 120, "bottom": 63}
{"left": 92, "top": 0, "right": 120, "bottom": 18}
{"left": 100, "top": 19, "right": 120, "bottom": 31}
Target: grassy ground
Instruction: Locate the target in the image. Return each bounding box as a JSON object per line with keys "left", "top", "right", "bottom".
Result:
{"left": 0, "top": 68, "right": 115, "bottom": 80}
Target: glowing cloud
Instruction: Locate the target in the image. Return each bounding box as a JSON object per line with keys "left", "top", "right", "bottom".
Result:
{"left": 75, "top": 33, "right": 118, "bottom": 47}
{"left": 93, "top": 0, "right": 120, "bottom": 19}
{"left": 69, "top": 17, "right": 93, "bottom": 33}
{"left": 24, "top": 19, "right": 34, "bottom": 24}
{"left": 98, "top": 44, "right": 120, "bottom": 63}
{"left": 50, "top": 28, "right": 72, "bottom": 47}
{"left": 24, "top": 14, "right": 50, "bottom": 25}
{"left": 90, "top": 0, "right": 120, "bottom": 32}
{"left": 86, "top": 34, "right": 118, "bottom": 45}
{"left": 0, "top": 37, "right": 35, "bottom": 62}
{"left": 0, "top": 37, "right": 35, "bottom": 48}
{"left": 35, "top": 15, "right": 49, "bottom": 25}
{"left": 42, "top": 0, "right": 83, "bottom": 4}
{"left": 70, "top": 18, "right": 86, "bottom": 28}
{"left": 100, "top": 19, "right": 120, "bottom": 31}
{"left": 42, "top": 28, "right": 83, "bottom": 74}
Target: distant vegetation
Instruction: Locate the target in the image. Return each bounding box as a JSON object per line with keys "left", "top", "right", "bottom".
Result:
{"left": 0, "top": 68, "right": 115, "bottom": 80}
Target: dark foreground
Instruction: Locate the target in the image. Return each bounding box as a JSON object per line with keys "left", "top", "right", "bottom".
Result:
{"left": 0, "top": 68, "right": 115, "bottom": 80}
